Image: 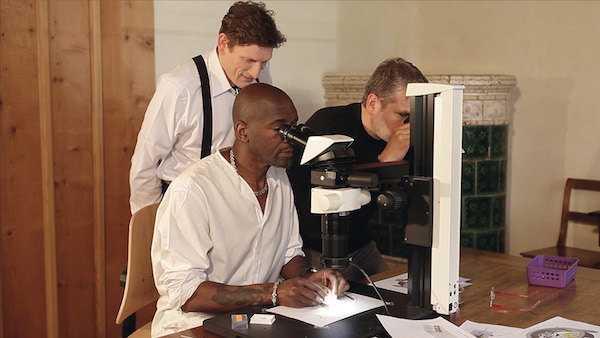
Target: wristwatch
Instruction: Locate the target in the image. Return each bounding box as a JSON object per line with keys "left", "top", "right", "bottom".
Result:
{"left": 300, "top": 266, "right": 318, "bottom": 277}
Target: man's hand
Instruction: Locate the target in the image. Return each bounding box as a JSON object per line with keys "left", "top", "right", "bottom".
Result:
{"left": 276, "top": 268, "right": 349, "bottom": 308}
{"left": 307, "top": 268, "right": 349, "bottom": 297}
{"left": 276, "top": 277, "right": 328, "bottom": 307}
{"left": 378, "top": 122, "right": 410, "bottom": 162}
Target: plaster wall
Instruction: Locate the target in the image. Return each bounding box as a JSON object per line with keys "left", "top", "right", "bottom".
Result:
{"left": 154, "top": 0, "right": 337, "bottom": 120}
{"left": 336, "top": 1, "right": 600, "bottom": 254}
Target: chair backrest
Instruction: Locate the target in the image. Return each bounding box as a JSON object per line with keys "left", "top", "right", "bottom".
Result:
{"left": 557, "top": 178, "right": 600, "bottom": 248}
{"left": 116, "top": 203, "right": 160, "bottom": 324}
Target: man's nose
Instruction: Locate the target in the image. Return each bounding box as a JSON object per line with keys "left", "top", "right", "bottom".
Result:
{"left": 248, "top": 62, "right": 262, "bottom": 79}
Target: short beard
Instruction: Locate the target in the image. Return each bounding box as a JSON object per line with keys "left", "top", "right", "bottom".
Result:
{"left": 273, "top": 147, "right": 294, "bottom": 169}
{"left": 274, "top": 157, "right": 293, "bottom": 169}
{"left": 371, "top": 113, "right": 391, "bottom": 142}
{"left": 255, "top": 149, "right": 293, "bottom": 169}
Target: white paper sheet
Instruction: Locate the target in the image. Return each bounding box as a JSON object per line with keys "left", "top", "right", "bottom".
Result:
{"left": 373, "top": 272, "right": 409, "bottom": 293}
{"left": 266, "top": 292, "right": 383, "bottom": 327}
{"left": 459, "top": 320, "right": 523, "bottom": 337}
{"left": 377, "top": 314, "right": 475, "bottom": 338}
{"left": 499, "top": 316, "right": 600, "bottom": 338}
{"left": 373, "top": 273, "right": 472, "bottom": 294}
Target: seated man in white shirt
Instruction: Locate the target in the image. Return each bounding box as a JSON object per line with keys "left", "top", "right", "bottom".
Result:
{"left": 129, "top": 1, "right": 286, "bottom": 214}
{"left": 151, "top": 83, "right": 349, "bottom": 337}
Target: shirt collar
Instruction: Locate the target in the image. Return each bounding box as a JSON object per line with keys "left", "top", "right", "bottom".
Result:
{"left": 205, "top": 47, "right": 235, "bottom": 97}
{"left": 217, "top": 151, "right": 280, "bottom": 192}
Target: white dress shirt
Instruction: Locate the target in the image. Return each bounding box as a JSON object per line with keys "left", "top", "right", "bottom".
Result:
{"left": 129, "top": 48, "right": 272, "bottom": 214}
{"left": 150, "top": 151, "right": 303, "bottom": 337}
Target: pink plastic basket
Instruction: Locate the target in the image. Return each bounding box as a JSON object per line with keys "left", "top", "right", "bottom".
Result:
{"left": 526, "top": 255, "right": 578, "bottom": 288}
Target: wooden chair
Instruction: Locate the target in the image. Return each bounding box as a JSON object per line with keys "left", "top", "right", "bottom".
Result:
{"left": 520, "top": 178, "right": 600, "bottom": 269}
{"left": 116, "top": 203, "right": 161, "bottom": 337}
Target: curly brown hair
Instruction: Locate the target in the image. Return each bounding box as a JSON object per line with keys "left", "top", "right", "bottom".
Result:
{"left": 219, "top": 1, "right": 286, "bottom": 48}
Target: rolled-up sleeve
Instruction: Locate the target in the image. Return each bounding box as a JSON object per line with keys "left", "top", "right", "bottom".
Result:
{"left": 152, "top": 187, "right": 211, "bottom": 310}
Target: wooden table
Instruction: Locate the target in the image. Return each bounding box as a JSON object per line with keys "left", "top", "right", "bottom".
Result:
{"left": 443, "top": 247, "right": 599, "bottom": 327}
{"left": 162, "top": 247, "right": 600, "bottom": 337}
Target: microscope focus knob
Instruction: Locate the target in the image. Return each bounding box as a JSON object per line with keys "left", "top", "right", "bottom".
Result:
{"left": 376, "top": 190, "right": 408, "bottom": 211}
{"left": 318, "top": 194, "right": 342, "bottom": 212}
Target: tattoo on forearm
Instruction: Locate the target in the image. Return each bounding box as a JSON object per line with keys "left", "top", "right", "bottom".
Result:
{"left": 212, "top": 285, "right": 271, "bottom": 306}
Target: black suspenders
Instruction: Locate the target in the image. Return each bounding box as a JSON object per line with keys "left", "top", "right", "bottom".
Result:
{"left": 192, "top": 55, "right": 213, "bottom": 159}
{"left": 162, "top": 55, "right": 229, "bottom": 195}
{"left": 191, "top": 54, "right": 260, "bottom": 158}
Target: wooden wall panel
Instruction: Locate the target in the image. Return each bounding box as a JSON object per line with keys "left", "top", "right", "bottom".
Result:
{"left": 101, "top": 2, "right": 155, "bottom": 337}
{"left": 1, "top": 2, "right": 49, "bottom": 337}
{"left": 37, "top": 1, "right": 60, "bottom": 336}
{"left": 1, "top": 1, "right": 155, "bottom": 337}
{"left": 48, "top": 1, "right": 96, "bottom": 336}
{"left": 90, "top": 1, "right": 107, "bottom": 336}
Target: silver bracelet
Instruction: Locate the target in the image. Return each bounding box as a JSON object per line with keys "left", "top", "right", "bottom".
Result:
{"left": 271, "top": 281, "right": 280, "bottom": 306}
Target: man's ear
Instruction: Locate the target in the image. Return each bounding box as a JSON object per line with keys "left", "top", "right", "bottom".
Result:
{"left": 234, "top": 121, "right": 249, "bottom": 143}
{"left": 217, "top": 33, "right": 229, "bottom": 54}
{"left": 365, "top": 93, "right": 380, "bottom": 116}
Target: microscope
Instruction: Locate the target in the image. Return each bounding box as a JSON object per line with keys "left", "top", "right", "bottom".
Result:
{"left": 280, "top": 83, "right": 464, "bottom": 317}
{"left": 279, "top": 126, "right": 379, "bottom": 269}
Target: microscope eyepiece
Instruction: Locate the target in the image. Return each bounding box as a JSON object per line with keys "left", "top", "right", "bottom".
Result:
{"left": 279, "top": 124, "right": 313, "bottom": 148}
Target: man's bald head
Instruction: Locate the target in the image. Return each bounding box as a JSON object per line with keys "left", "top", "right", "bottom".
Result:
{"left": 230, "top": 83, "right": 298, "bottom": 169}
{"left": 233, "top": 83, "right": 295, "bottom": 124}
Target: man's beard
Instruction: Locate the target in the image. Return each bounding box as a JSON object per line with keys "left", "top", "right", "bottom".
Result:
{"left": 371, "top": 113, "right": 391, "bottom": 142}
{"left": 273, "top": 149, "right": 294, "bottom": 169}
{"left": 256, "top": 147, "right": 294, "bottom": 169}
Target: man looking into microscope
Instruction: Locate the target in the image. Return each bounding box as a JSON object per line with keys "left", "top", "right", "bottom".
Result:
{"left": 288, "top": 57, "right": 428, "bottom": 282}
{"left": 151, "top": 83, "right": 348, "bottom": 337}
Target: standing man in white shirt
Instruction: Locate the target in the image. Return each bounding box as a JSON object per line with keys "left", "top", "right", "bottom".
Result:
{"left": 129, "top": 1, "right": 286, "bottom": 214}
{"left": 151, "top": 83, "right": 349, "bottom": 337}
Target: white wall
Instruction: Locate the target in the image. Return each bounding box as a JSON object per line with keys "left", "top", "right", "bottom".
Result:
{"left": 335, "top": 1, "right": 600, "bottom": 255}
{"left": 154, "top": 1, "right": 600, "bottom": 255}
{"left": 154, "top": 0, "right": 338, "bottom": 122}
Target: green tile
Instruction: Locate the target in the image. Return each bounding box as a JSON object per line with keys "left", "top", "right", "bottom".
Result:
{"left": 491, "top": 195, "right": 505, "bottom": 229}
{"left": 499, "top": 160, "right": 507, "bottom": 193}
{"left": 477, "top": 160, "right": 501, "bottom": 194}
{"left": 370, "top": 124, "right": 508, "bottom": 255}
{"left": 464, "top": 197, "right": 491, "bottom": 231}
{"left": 463, "top": 126, "right": 489, "bottom": 160}
{"left": 475, "top": 231, "right": 499, "bottom": 252}
{"left": 490, "top": 125, "right": 508, "bottom": 159}
{"left": 462, "top": 161, "right": 476, "bottom": 196}
{"left": 461, "top": 232, "right": 475, "bottom": 248}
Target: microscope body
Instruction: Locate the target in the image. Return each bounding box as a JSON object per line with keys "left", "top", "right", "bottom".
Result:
{"left": 289, "top": 132, "right": 377, "bottom": 269}
{"left": 280, "top": 82, "right": 463, "bottom": 316}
